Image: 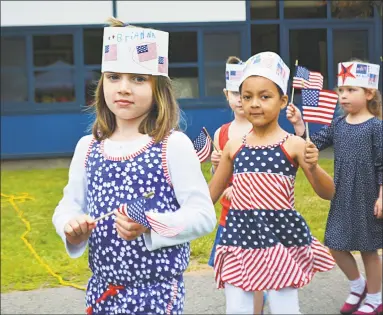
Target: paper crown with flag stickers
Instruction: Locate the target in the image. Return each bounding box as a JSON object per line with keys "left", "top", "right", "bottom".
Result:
{"left": 337, "top": 61, "right": 380, "bottom": 89}
{"left": 101, "top": 26, "right": 169, "bottom": 76}
{"left": 239, "top": 52, "right": 290, "bottom": 94}
{"left": 225, "top": 63, "right": 245, "bottom": 92}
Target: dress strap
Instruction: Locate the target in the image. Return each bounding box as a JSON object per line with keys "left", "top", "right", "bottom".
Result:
{"left": 243, "top": 133, "right": 290, "bottom": 150}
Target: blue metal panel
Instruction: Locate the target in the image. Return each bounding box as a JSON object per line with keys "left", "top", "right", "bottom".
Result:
{"left": 1, "top": 113, "right": 94, "bottom": 158}
{"left": 197, "top": 29, "right": 204, "bottom": 99}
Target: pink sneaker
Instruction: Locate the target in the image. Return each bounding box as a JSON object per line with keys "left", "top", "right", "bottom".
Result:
{"left": 341, "top": 286, "right": 368, "bottom": 315}
{"left": 352, "top": 303, "right": 379, "bottom": 315}
{"left": 375, "top": 304, "right": 382, "bottom": 315}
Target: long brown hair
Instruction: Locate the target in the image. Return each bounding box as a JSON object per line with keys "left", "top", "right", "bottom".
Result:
{"left": 90, "top": 17, "right": 180, "bottom": 142}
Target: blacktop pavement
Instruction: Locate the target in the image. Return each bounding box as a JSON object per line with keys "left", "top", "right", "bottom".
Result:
{"left": 1, "top": 255, "right": 369, "bottom": 314}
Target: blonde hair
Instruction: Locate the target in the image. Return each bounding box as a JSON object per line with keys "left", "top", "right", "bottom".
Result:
{"left": 90, "top": 17, "right": 180, "bottom": 142}
{"left": 337, "top": 58, "right": 382, "bottom": 119}
{"left": 226, "top": 56, "right": 242, "bottom": 65}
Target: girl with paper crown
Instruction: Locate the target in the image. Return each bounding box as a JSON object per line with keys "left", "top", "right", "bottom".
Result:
{"left": 52, "top": 17, "right": 216, "bottom": 314}
{"left": 209, "top": 51, "right": 336, "bottom": 314}
{"left": 287, "top": 59, "right": 382, "bottom": 315}
{"left": 208, "top": 56, "right": 266, "bottom": 314}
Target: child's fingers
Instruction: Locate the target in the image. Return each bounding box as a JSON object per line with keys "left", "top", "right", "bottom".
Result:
{"left": 64, "top": 224, "right": 76, "bottom": 237}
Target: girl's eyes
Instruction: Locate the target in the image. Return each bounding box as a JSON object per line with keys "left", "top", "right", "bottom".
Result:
{"left": 107, "top": 74, "right": 120, "bottom": 81}
{"left": 133, "top": 76, "right": 147, "bottom": 83}
{"left": 261, "top": 95, "right": 271, "bottom": 100}
{"left": 105, "top": 74, "right": 148, "bottom": 83}
{"left": 242, "top": 95, "right": 251, "bottom": 100}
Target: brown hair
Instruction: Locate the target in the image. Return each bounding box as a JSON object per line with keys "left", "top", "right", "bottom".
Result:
{"left": 339, "top": 58, "right": 382, "bottom": 119}
{"left": 226, "top": 56, "right": 242, "bottom": 65}
{"left": 90, "top": 17, "right": 180, "bottom": 142}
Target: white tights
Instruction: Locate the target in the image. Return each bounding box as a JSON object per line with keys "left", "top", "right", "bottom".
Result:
{"left": 225, "top": 283, "right": 302, "bottom": 314}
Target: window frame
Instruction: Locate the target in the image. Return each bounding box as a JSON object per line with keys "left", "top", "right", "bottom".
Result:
{"left": 1, "top": 27, "right": 83, "bottom": 115}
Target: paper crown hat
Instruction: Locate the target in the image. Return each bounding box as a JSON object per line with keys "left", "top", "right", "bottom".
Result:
{"left": 225, "top": 62, "right": 245, "bottom": 92}
{"left": 239, "top": 52, "right": 290, "bottom": 94}
{"left": 101, "top": 26, "right": 169, "bottom": 76}
{"left": 337, "top": 61, "right": 380, "bottom": 89}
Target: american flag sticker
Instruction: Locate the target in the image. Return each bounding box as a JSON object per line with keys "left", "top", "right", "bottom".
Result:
{"left": 104, "top": 44, "right": 117, "bottom": 61}
{"left": 136, "top": 43, "right": 158, "bottom": 62}
{"left": 158, "top": 56, "right": 168, "bottom": 73}
{"left": 229, "top": 70, "right": 243, "bottom": 81}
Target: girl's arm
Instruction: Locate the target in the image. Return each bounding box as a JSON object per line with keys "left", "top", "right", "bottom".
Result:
{"left": 291, "top": 136, "right": 335, "bottom": 200}
{"left": 142, "top": 132, "right": 217, "bottom": 251}
{"left": 209, "top": 140, "right": 234, "bottom": 204}
{"left": 210, "top": 128, "right": 221, "bottom": 174}
{"left": 287, "top": 104, "right": 340, "bottom": 151}
{"left": 52, "top": 135, "right": 91, "bottom": 258}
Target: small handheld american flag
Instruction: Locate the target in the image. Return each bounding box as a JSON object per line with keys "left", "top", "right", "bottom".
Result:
{"left": 192, "top": 129, "right": 213, "bottom": 163}
{"left": 293, "top": 66, "right": 323, "bottom": 90}
{"left": 94, "top": 192, "right": 184, "bottom": 238}
{"left": 301, "top": 89, "right": 338, "bottom": 125}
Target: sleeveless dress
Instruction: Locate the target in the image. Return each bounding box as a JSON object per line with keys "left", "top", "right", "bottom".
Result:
{"left": 84, "top": 135, "right": 190, "bottom": 314}
{"left": 214, "top": 134, "right": 335, "bottom": 292}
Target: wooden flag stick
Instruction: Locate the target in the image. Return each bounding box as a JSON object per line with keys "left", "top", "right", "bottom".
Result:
{"left": 305, "top": 122, "right": 310, "bottom": 141}
{"left": 93, "top": 191, "right": 155, "bottom": 223}
{"left": 202, "top": 127, "right": 219, "bottom": 152}
{"left": 290, "top": 59, "right": 299, "bottom": 104}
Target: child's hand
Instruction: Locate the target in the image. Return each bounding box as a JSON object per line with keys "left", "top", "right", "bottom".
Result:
{"left": 304, "top": 140, "right": 319, "bottom": 170}
{"left": 286, "top": 103, "right": 303, "bottom": 125}
{"left": 222, "top": 186, "right": 233, "bottom": 201}
{"left": 114, "top": 211, "right": 149, "bottom": 241}
{"left": 374, "top": 197, "right": 382, "bottom": 219}
{"left": 64, "top": 214, "right": 97, "bottom": 245}
{"left": 211, "top": 150, "right": 222, "bottom": 168}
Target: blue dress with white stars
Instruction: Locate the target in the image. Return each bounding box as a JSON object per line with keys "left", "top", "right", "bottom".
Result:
{"left": 214, "top": 134, "right": 335, "bottom": 292}
{"left": 309, "top": 116, "right": 383, "bottom": 252}
{"left": 84, "top": 136, "right": 189, "bottom": 315}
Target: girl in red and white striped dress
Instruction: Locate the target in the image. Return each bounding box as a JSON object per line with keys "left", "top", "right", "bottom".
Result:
{"left": 209, "top": 51, "right": 336, "bottom": 314}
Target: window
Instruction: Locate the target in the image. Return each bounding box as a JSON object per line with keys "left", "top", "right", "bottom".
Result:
{"left": 169, "top": 68, "right": 199, "bottom": 99}
{"left": 84, "top": 29, "right": 103, "bottom": 65}
{"left": 249, "top": 0, "right": 279, "bottom": 19}
{"left": 251, "top": 25, "right": 280, "bottom": 55}
{"left": 284, "top": 0, "right": 327, "bottom": 19}
{"left": 289, "top": 29, "right": 328, "bottom": 96}
{"left": 32, "top": 34, "right": 75, "bottom": 104}
{"left": 1, "top": 37, "right": 28, "bottom": 103}
{"left": 168, "top": 31, "right": 199, "bottom": 99}
{"left": 331, "top": 1, "right": 374, "bottom": 18}
{"left": 333, "top": 30, "right": 369, "bottom": 82}
{"left": 169, "top": 32, "right": 197, "bottom": 63}
{"left": 203, "top": 31, "right": 242, "bottom": 97}
{"left": 83, "top": 28, "right": 103, "bottom": 105}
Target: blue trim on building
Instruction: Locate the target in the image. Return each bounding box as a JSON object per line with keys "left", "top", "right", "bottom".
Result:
{"left": 1, "top": 0, "right": 382, "bottom": 159}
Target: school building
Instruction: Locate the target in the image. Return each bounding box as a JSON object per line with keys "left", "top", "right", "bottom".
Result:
{"left": 1, "top": 1, "right": 382, "bottom": 159}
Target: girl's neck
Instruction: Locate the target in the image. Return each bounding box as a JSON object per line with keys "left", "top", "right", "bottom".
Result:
{"left": 249, "top": 120, "right": 285, "bottom": 145}
{"left": 346, "top": 107, "right": 374, "bottom": 124}
{"left": 233, "top": 114, "right": 251, "bottom": 126}
{"left": 110, "top": 117, "right": 145, "bottom": 141}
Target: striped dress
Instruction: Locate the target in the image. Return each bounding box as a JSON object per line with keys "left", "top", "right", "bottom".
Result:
{"left": 214, "top": 134, "right": 335, "bottom": 292}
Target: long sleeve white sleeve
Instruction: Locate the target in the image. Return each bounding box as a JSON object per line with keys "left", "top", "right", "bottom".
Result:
{"left": 143, "top": 131, "right": 216, "bottom": 251}
{"left": 52, "top": 135, "right": 92, "bottom": 258}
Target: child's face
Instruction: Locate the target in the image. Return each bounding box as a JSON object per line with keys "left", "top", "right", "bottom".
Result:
{"left": 337, "top": 86, "right": 372, "bottom": 115}
{"left": 241, "top": 76, "right": 288, "bottom": 127}
{"left": 103, "top": 72, "right": 154, "bottom": 121}
{"left": 224, "top": 90, "right": 244, "bottom": 116}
